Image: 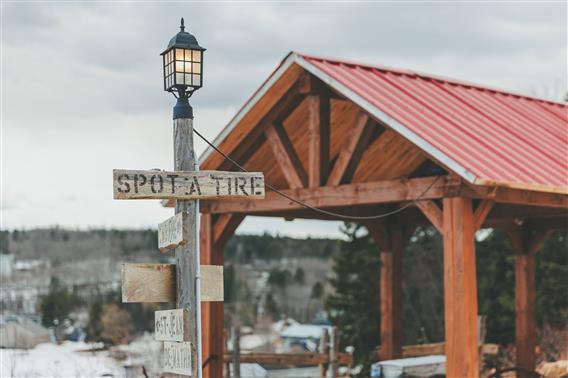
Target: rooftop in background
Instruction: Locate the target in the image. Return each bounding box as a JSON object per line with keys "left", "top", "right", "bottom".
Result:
{"left": 202, "top": 52, "right": 568, "bottom": 194}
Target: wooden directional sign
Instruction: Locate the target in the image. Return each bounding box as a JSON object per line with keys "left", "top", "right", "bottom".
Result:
{"left": 113, "top": 169, "right": 265, "bottom": 200}
{"left": 158, "top": 213, "right": 187, "bottom": 252}
{"left": 163, "top": 341, "right": 192, "bottom": 376}
{"left": 155, "top": 309, "right": 189, "bottom": 342}
{"left": 122, "top": 263, "right": 223, "bottom": 303}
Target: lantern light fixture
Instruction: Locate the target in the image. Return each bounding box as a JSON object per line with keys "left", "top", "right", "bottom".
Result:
{"left": 162, "top": 18, "right": 205, "bottom": 119}
{"left": 161, "top": 18, "right": 206, "bottom": 100}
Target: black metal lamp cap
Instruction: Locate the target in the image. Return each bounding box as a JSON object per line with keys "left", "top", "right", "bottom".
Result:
{"left": 161, "top": 18, "right": 206, "bottom": 55}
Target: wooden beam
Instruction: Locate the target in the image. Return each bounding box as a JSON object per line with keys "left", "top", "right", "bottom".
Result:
{"left": 307, "top": 94, "right": 330, "bottom": 187}
{"left": 327, "top": 112, "right": 372, "bottom": 186}
{"left": 265, "top": 122, "right": 308, "bottom": 189}
{"left": 416, "top": 200, "right": 443, "bottom": 233}
{"left": 200, "top": 213, "right": 224, "bottom": 378}
{"left": 202, "top": 176, "right": 450, "bottom": 214}
{"left": 466, "top": 185, "right": 568, "bottom": 209}
{"left": 443, "top": 197, "right": 479, "bottom": 378}
{"left": 473, "top": 200, "right": 494, "bottom": 230}
{"left": 214, "top": 213, "right": 245, "bottom": 248}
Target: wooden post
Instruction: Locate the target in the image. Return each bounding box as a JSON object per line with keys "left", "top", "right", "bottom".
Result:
{"left": 319, "top": 328, "right": 329, "bottom": 378}
{"left": 307, "top": 94, "right": 330, "bottom": 187}
{"left": 231, "top": 327, "right": 241, "bottom": 378}
{"left": 329, "top": 327, "right": 338, "bottom": 378}
{"left": 174, "top": 115, "right": 200, "bottom": 377}
{"left": 366, "top": 223, "right": 405, "bottom": 360}
{"left": 504, "top": 227, "right": 550, "bottom": 376}
{"left": 443, "top": 197, "right": 479, "bottom": 378}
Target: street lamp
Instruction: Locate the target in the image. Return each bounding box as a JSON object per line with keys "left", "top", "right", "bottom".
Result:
{"left": 161, "top": 18, "right": 206, "bottom": 119}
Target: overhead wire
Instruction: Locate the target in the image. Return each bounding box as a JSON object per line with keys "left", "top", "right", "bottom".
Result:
{"left": 193, "top": 128, "right": 440, "bottom": 221}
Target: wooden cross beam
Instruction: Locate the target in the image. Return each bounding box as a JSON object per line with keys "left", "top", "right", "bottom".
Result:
{"left": 265, "top": 122, "right": 307, "bottom": 189}
{"left": 327, "top": 112, "right": 375, "bottom": 186}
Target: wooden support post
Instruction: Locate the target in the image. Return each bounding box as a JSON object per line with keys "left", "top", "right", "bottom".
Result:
{"left": 174, "top": 116, "right": 200, "bottom": 377}
{"left": 367, "top": 222, "right": 406, "bottom": 360}
{"left": 515, "top": 252, "right": 536, "bottom": 376}
{"left": 307, "top": 94, "right": 330, "bottom": 187}
{"left": 329, "top": 326, "right": 338, "bottom": 378}
{"left": 504, "top": 227, "right": 551, "bottom": 376}
{"left": 231, "top": 327, "right": 241, "bottom": 378}
{"left": 200, "top": 213, "right": 224, "bottom": 378}
{"left": 319, "top": 328, "right": 329, "bottom": 378}
{"left": 443, "top": 197, "right": 479, "bottom": 378}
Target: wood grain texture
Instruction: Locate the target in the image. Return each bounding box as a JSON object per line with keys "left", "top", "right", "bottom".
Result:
{"left": 327, "top": 112, "right": 372, "bottom": 186}
{"left": 122, "top": 264, "right": 175, "bottom": 303}
{"left": 113, "top": 169, "right": 265, "bottom": 200}
{"left": 203, "top": 176, "right": 450, "bottom": 214}
{"left": 503, "top": 227, "right": 551, "bottom": 374}
{"left": 415, "top": 200, "right": 444, "bottom": 233}
{"left": 200, "top": 265, "right": 224, "bottom": 302}
{"left": 307, "top": 94, "right": 330, "bottom": 187}
{"left": 121, "top": 264, "right": 223, "bottom": 303}
{"left": 214, "top": 214, "right": 245, "bottom": 249}
{"left": 199, "top": 213, "right": 224, "bottom": 378}
{"left": 265, "top": 122, "right": 307, "bottom": 189}
{"left": 473, "top": 200, "right": 494, "bottom": 230}
{"left": 442, "top": 197, "right": 480, "bottom": 378}
{"left": 155, "top": 309, "right": 189, "bottom": 342}
{"left": 174, "top": 117, "right": 199, "bottom": 378}
{"left": 163, "top": 341, "right": 193, "bottom": 376}
{"left": 158, "top": 212, "right": 188, "bottom": 253}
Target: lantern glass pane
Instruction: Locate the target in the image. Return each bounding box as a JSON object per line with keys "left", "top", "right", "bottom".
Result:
{"left": 185, "top": 49, "right": 192, "bottom": 61}
{"left": 192, "top": 62, "right": 200, "bottom": 73}
{"left": 192, "top": 74, "right": 201, "bottom": 87}
{"left": 175, "top": 61, "right": 184, "bottom": 73}
{"left": 184, "top": 74, "right": 191, "bottom": 85}
{"left": 192, "top": 50, "right": 202, "bottom": 62}
{"left": 175, "top": 49, "right": 185, "bottom": 60}
{"left": 176, "top": 73, "right": 184, "bottom": 84}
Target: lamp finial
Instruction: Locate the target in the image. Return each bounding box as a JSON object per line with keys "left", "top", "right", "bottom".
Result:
{"left": 180, "top": 18, "right": 185, "bottom": 32}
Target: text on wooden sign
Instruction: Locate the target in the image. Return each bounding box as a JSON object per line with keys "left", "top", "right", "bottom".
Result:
{"left": 155, "top": 309, "right": 189, "bottom": 342}
{"left": 113, "top": 169, "right": 265, "bottom": 200}
{"left": 163, "top": 341, "right": 192, "bottom": 376}
{"left": 158, "top": 213, "right": 187, "bottom": 252}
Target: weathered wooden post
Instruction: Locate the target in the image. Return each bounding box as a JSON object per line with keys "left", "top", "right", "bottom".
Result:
{"left": 319, "top": 328, "right": 329, "bottom": 378}
{"left": 231, "top": 327, "right": 241, "bottom": 378}
{"left": 114, "top": 18, "right": 265, "bottom": 378}
{"left": 329, "top": 327, "right": 338, "bottom": 378}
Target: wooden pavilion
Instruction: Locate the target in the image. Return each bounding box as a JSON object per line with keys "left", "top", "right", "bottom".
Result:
{"left": 175, "top": 52, "right": 568, "bottom": 377}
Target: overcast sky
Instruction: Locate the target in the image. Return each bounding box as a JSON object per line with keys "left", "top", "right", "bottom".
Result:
{"left": 1, "top": 1, "right": 566, "bottom": 238}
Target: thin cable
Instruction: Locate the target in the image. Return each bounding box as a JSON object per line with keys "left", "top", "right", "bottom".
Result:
{"left": 194, "top": 128, "right": 440, "bottom": 221}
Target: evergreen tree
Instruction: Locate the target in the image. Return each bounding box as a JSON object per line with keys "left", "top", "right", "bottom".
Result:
{"left": 40, "top": 277, "right": 74, "bottom": 327}
{"left": 326, "top": 223, "right": 380, "bottom": 376}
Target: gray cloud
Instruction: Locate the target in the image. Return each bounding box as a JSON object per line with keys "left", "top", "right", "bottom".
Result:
{"left": 2, "top": 2, "right": 566, "bottom": 236}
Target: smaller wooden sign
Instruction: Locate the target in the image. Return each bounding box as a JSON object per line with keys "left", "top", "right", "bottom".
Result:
{"left": 163, "top": 341, "right": 192, "bottom": 376}
{"left": 200, "top": 265, "right": 224, "bottom": 302}
{"left": 158, "top": 213, "right": 187, "bottom": 252}
{"left": 113, "top": 169, "right": 265, "bottom": 200}
{"left": 122, "top": 263, "right": 224, "bottom": 303}
{"left": 155, "top": 309, "right": 189, "bottom": 342}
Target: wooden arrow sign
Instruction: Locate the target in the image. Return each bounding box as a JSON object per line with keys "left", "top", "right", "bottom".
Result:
{"left": 122, "top": 264, "right": 223, "bottom": 303}
{"left": 163, "top": 341, "right": 193, "bottom": 375}
{"left": 155, "top": 309, "right": 189, "bottom": 342}
{"left": 113, "top": 169, "right": 265, "bottom": 200}
{"left": 158, "top": 213, "right": 187, "bottom": 252}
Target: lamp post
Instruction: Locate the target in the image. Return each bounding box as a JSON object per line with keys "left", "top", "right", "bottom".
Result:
{"left": 162, "top": 18, "right": 205, "bottom": 377}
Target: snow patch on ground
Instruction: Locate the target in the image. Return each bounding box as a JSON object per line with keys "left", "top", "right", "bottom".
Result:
{"left": 0, "top": 343, "right": 124, "bottom": 378}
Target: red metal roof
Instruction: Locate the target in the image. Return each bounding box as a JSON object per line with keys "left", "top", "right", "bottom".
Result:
{"left": 298, "top": 54, "right": 568, "bottom": 193}
{"left": 202, "top": 52, "right": 568, "bottom": 193}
